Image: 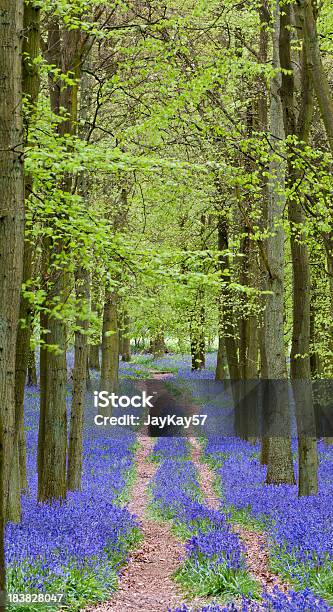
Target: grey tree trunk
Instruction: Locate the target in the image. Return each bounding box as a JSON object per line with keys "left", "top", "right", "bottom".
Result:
{"left": 279, "top": 2, "right": 318, "bottom": 496}
{"left": 215, "top": 336, "right": 228, "bottom": 380}
{"left": 67, "top": 64, "right": 93, "bottom": 491}
{"left": 239, "top": 235, "right": 259, "bottom": 380}
{"left": 38, "top": 20, "right": 68, "bottom": 502}
{"left": 89, "top": 294, "right": 102, "bottom": 370}
{"left": 0, "top": 0, "right": 24, "bottom": 529}
{"left": 15, "top": 1, "right": 40, "bottom": 494}
{"left": 89, "top": 344, "right": 100, "bottom": 370}
{"left": 258, "top": 0, "right": 270, "bottom": 465}
{"left": 264, "top": 1, "right": 295, "bottom": 486}
{"left": 298, "top": 0, "right": 333, "bottom": 152}
{"left": 67, "top": 267, "right": 90, "bottom": 491}
{"left": 121, "top": 310, "right": 131, "bottom": 362}
{"left": 38, "top": 20, "right": 84, "bottom": 501}
{"left": 217, "top": 214, "right": 240, "bottom": 379}
{"left": 190, "top": 296, "right": 205, "bottom": 370}
{"left": 100, "top": 291, "right": 119, "bottom": 396}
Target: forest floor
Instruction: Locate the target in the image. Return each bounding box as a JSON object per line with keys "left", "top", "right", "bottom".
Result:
{"left": 85, "top": 367, "right": 289, "bottom": 612}
{"left": 87, "top": 435, "right": 287, "bottom": 612}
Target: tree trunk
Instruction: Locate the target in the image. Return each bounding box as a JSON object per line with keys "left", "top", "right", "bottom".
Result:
{"left": 258, "top": 0, "right": 271, "bottom": 465}
{"left": 239, "top": 235, "right": 259, "bottom": 379}
{"left": 15, "top": 2, "right": 40, "bottom": 494}
{"left": 190, "top": 297, "right": 205, "bottom": 370}
{"left": 217, "top": 214, "right": 240, "bottom": 379}
{"left": 280, "top": 2, "right": 318, "bottom": 496}
{"left": 38, "top": 305, "right": 68, "bottom": 502}
{"left": 67, "top": 266, "right": 90, "bottom": 491}
{"left": 121, "top": 309, "right": 131, "bottom": 362}
{"left": 122, "top": 336, "right": 131, "bottom": 362}
{"left": 100, "top": 291, "right": 119, "bottom": 395}
{"left": 38, "top": 16, "right": 89, "bottom": 500}
{"left": 37, "top": 311, "right": 47, "bottom": 497}
{"left": 0, "top": 0, "right": 24, "bottom": 528}
{"left": 38, "top": 19, "right": 84, "bottom": 502}
{"left": 264, "top": 1, "right": 295, "bottom": 486}
{"left": 151, "top": 332, "right": 166, "bottom": 358}
{"left": 27, "top": 347, "right": 37, "bottom": 386}
{"left": 260, "top": 437, "right": 270, "bottom": 465}
{"left": 89, "top": 344, "right": 100, "bottom": 370}
{"left": 298, "top": 0, "right": 333, "bottom": 152}
{"left": 323, "top": 236, "right": 333, "bottom": 371}
{"left": 86, "top": 355, "right": 92, "bottom": 391}
{"left": 67, "top": 62, "right": 93, "bottom": 491}
{"left": 89, "top": 295, "right": 103, "bottom": 372}
{"left": 215, "top": 335, "right": 228, "bottom": 380}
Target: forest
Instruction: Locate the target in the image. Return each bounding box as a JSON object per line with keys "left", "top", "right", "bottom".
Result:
{"left": 1, "top": 0, "right": 333, "bottom": 610}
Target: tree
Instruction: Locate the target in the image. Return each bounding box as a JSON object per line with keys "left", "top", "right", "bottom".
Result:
{"left": 279, "top": 1, "right": 318, "bottom": 495}
{"left": 38, "top": 16, "right": 88, "bottom": 501}
{"left": 15, "top": 0, "right": 41, "bottom": 493}
{"left": 0, "top": 0, "right": 24, "bottom": 601}
{"left": 263, "top": 0, "right": 295, "bottom": 486}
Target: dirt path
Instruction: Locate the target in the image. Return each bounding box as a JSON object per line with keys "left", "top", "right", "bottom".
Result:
{"left": 86, "top": 437, "right": 185, "bottom": 612}
{"left": 190, "top": 438, "right": 288, "bottom": 594}
{"left": 190, "top": 438, "right": 220, "bottom": 510}
{"left": 232, "top": 524, "right": 288, "bottom": 593}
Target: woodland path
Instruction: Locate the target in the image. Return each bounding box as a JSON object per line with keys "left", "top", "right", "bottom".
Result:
{"left": 87, "top": 380, "right": 288, "bottom": 612}
{"left": 86, "top": 435, "right": 186, "bottom": 612}
{"left": 86, "top": 372, "right": 186, "bottom": 612}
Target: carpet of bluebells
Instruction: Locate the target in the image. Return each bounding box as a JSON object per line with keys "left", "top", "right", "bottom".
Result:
{"left": 8, "top": 351, "right": 333, "bottom": 611}
{"left": 204, "top": 436, "right": 333, "bottom": 604}
{"left": 6, "top": 384, "right": 139, "bottom": 611}
{"left": 158, "top": 436, "right": 330, "bottom": 611}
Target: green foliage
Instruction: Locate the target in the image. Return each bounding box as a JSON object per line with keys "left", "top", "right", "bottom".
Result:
{"left": 20, "top": 0, "right": 333, "bottom": 372}
{"left": 270, "top": 553, "right": 333, "bottom": 605}
{"left": 174, "top": 556, "right": 260, "bottom": 599}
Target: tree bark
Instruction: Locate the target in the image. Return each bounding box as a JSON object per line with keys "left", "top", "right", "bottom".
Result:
{"left": 0, "top": 21, "right": 24, "bottom": 612}
{"left": 323, "top": 236, "right": 333, "bottom": 371}
{"left": 215, "top": 335, "right": 228, "bottom": 380}
{"left": 190, "top": 295, "right": 205, "bottom": 370}
{"left": 121, "top": 309, "right": 131, "bottom": 362}
{"left": 67, "top": 62, "right": 93, "bottom": 491}
{"left": 89, "top": 344, "right": 100, "bottom": 370}
{"left": 264, "top": 1, "right": 295, "bottom": 486}
{"left": 100, "top": 291, "right": 119, "bottom": 396}
{"left": 238, "top": 235, "right": 259, "bottom": 380}
{"left": 15, "top": 1, "right": 40, "bottom": 494}
{"left": 297, "top": 0, "right": 333, "bottom": 152}
{"left": 38, "top": 19, "right": 85, "bottom": 501}
{"left": 67, "top": 266, "right": 90, "bottom": 491}
{"left": 0, "top": 0, "right": 24, "bottom": 528}
{"left": 217, "top": 214, "right": 240, "bottom": 379}
{"left": 151, "top": 332, "right": 166, "bottom": 358}
{"left": 258, "top": 0, "right": 271, "bottom": 464}
{"left": 280, "top": 2, "right": 318, "bottom": 495}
